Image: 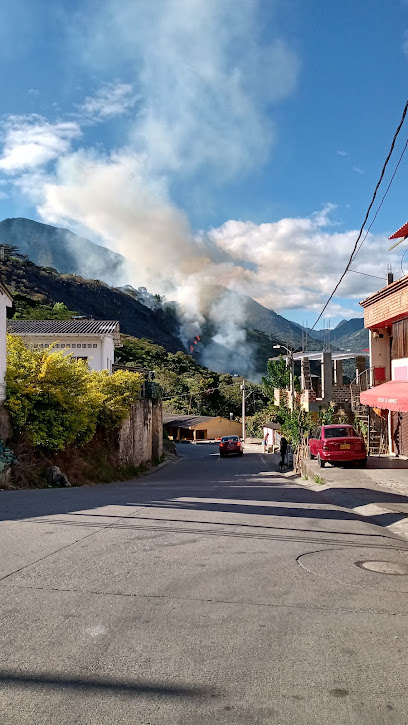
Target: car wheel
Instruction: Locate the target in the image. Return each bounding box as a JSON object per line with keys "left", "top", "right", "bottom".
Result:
{"left": 358, "top": 458, "right": 367, "bottom": 467}
{"left": 317, "top": 454, "right": 325, "bottom": 468}
{"left": 308, "top": 447, "right": 315, "bottom": 460}
{"left": 220, "top": 452, "right": 225, "bottom": 458}
{"left": 238, "top": 450, "right": 243, "bottom": 456}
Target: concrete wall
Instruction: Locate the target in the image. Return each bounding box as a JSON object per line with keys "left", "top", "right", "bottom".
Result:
{"left": 101, "top": 336, "right": 115, "bottom": 373}
{"left": 369, "top": 328, "right": 391, "bottom": 384}
{"left": 11, "top": 334, "right": 114, "bottom": 372}
{"left": 118, "top": 398, "right": 163, "bottom": 467}
{"left": 192, "top": 417, "right": 242, "bottom": 439}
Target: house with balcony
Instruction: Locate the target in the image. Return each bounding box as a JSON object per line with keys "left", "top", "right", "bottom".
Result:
{"left": 359, "top": 273, "right": 408, "bottom": 456}
{"left": 271, "top": 349, "right": 368, "bottom": 414}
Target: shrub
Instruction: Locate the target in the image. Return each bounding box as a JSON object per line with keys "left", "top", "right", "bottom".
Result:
{"left": 5, "top": 334, "right": 142, "bottom": 452}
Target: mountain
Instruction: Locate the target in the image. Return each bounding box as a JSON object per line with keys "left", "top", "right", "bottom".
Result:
{"left": 312, "top": 317, "right": 368, "bottom": 350}
{"left": 0, "top": 253, "right": 184, "bottom": 353}
{"left": 227, "top": 291, "right": 324, "bottom": 351}
{"left": 0, "top": 218, "right": 126, "bottom": 286}
{"left": 1, "top": 217, "right": 327, "bottom": 366}
{"left": 335, "top": 327, "right": 369, "bottom": 351}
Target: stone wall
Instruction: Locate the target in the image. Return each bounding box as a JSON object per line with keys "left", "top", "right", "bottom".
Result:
{"left": 118, "top": 398, "right": 163, "bottom": 468}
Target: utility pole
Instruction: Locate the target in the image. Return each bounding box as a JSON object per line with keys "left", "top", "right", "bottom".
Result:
{"left": 289, "top": 353, "right": 295, "bottom": 412}
{"left": 272, "top": 344, "right": 295, "bottom": 411}
{"left": 240, "top": 380, "right": 246, "bottom": 441}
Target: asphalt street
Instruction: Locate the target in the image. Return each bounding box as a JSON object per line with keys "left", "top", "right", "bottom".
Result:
{"left": 1, "top": 443, "right": 408, "bottom": 724}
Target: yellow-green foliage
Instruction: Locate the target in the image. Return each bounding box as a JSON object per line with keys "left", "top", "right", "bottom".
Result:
{"left": 5, "top": 334, "right": 142, "bottom": 451}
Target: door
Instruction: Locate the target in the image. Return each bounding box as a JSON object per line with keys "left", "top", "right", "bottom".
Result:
{"left": 309, "top": 427, "right": 321, "bottom": 456}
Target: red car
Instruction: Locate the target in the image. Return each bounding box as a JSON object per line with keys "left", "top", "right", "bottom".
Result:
{"left": 308, "top": 424, "right": 367, "bottom": 468}
{"left": 219, "top": 435, "right": 243, "bottom": 457}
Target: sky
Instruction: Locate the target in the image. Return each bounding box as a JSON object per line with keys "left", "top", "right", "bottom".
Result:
{"left": 1, "top": 0, "right": 408, "bottom": 329}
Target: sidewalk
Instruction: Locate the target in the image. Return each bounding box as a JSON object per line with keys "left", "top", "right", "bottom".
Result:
{"left": 299, "top": 455, "right": 408, "bottom": 540}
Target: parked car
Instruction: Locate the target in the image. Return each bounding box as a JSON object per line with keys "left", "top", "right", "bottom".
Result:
{"left": 219, "top": 435, "right": 243, "bottom": 457}
{"left": 308, "top": 425, "right": 366, "bottom": 468}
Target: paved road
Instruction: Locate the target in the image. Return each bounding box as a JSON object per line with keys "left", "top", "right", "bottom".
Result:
{"left": 1, "top": 444, "right": 408, "bottom": 724}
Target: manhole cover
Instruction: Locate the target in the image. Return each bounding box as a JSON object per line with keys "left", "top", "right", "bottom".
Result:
{"left": 355, "top": 560, "right": 408, "bottom": 576}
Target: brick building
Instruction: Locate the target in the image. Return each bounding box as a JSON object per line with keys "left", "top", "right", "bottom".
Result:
{"left": 360, "top": 275, "right": 408, "bottom": 456}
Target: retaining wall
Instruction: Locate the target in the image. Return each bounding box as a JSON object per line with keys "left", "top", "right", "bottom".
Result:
{"left": 118, "top": 398, "right": 163, "bottom": 467}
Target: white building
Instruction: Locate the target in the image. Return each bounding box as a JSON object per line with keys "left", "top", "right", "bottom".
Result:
{"left": 0, "top": 282, "right": 13, "bottom": 403}
{"left": 7, "top": 319, "right": 121, "bottom": 372}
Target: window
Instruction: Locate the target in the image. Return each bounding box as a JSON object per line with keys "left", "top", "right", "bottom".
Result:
{"left": 82, "top": 344, "right": 87, "bottom": 348}
{"left": 72, "top": 344, "right": 76, "bottom": 348}
{"left": 392, "top": 319, "right": 408, "bottom": 359}
{"left": 88, "top": 344, "right": 92, "bottom": 348}
{"left": 324, "top": 427, "right": 350, "bottom": 439}
{"left": 93, "top": 344, "right": 97, "bottom": 348}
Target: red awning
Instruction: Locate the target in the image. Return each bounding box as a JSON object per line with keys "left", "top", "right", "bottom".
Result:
{"left": 360, "top": 380, "right": 408, "bottom": 412}
{"left": 389, "top": 221, "right": 408, "bottom": 239}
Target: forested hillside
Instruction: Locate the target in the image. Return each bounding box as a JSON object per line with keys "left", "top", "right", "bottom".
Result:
{"left": 0, "top": 248, "right": 183, "bottom": 352}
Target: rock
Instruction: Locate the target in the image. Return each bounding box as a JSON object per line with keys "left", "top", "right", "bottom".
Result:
{"left": 0, "top": 465, "right": 12, "bottom": 489}
{"left": 45, "top": 466, "right": 71, "bottom": 487}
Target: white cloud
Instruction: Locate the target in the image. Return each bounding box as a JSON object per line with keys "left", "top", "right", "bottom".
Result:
{"left": 75, "top": 0, "right": 300, "bottom": 178}
{"left": 352, "top": 166, "right": 364, "bottom": 175}
{"left": 79, "top": 82, "right": 138, "bottom": 120}
{"left": 337, "top": 150, "right": 349, "bottom": 157}
{"left": 0, "top": 115, "right": 81, "bottom": 174}
{"left": 207, "top": 210, "right": 398, "bottom": 311}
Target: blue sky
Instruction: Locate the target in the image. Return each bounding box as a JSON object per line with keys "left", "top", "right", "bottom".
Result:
{"left": 1, "top": 0, "right": 408, "bottom": 329}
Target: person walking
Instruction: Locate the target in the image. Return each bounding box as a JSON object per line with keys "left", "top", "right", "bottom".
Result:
{"left": 262, "top": 432, "right": 269, "bottom": 454}
{"left": 279, "top": 436, "right": 288, "bottom": 470}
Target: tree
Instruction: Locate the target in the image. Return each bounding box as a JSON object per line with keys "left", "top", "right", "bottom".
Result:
{"left": 262, "top": 356, "right": 290, "bottom": 396}
{"left": 5, "top": 335, "right": 142, "bottom": 451}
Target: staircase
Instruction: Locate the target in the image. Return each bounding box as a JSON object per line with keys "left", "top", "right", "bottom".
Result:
{"left": 350, "top": 369, "right": 387, "bottom": 455}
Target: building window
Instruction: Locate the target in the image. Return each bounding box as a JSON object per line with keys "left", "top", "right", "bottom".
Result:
{"left": 87, "top": 344, "right": 92, "bottom": 348}
{"left": 93, "top": 344, "right": 97, "bottom": 348}
{"left": 72, "top": 344, "right": 76, "bottom": 348}
{"left": 82, "top": 344, "right": 87, "bottom": 348}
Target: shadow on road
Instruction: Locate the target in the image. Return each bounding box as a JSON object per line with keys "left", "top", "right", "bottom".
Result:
{"left": 0, "top": 670, "right": 214, "bottom": 698}
{"left": 1, "top": 449, "right": 408, "bottom": 532}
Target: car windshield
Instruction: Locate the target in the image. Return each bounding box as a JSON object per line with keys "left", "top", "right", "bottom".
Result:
{"left": 222, "top": 436, "right": 238, "bottom": 442}
{"left": 324, "top": 427, "right": 351, "bottom": 438}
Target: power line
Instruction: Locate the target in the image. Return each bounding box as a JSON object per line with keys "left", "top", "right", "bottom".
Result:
{"left": 348, "top": 269, "right": 386, "bottom": 281}
{"left": 352, "top": 135, "right": 408, "bottom": 262}
{"left": 299, "top": 98, "right": 408, "bottom": 351}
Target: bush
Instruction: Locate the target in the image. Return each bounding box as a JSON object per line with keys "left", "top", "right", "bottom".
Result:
{"left": 5, "top": 334, "right": 142, "bottom": 452}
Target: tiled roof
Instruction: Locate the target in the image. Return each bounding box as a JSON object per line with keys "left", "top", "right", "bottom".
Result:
{"left": 7, "top": 319, "right": 120, "bottom": 344}
{"left": 163, "top": 414, "right": 213, "bottom": 428}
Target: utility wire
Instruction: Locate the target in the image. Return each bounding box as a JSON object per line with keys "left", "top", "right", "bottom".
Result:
{"left": 352, "top": 135, "right": 408, "bottom": 262}
{"left": 348, "top": 269, "right": 386, "bottom": 281}
{"left": 298, "top": 99, "right": 408, "bottom": 352}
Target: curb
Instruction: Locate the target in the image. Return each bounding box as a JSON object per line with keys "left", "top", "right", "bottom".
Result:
{"left": 142, "top": 456, "right": 181, "bottom": 478}
{"left": 298, "top": 459, "right": 408, "bottom": 542}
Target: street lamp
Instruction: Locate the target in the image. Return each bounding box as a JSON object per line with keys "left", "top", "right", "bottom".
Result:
{"left": 272, "top": 344, "right": 295, "bottom": 411}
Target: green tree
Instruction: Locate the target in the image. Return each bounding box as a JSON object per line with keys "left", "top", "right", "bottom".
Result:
{"left": 5, "top": 335, "right": 142, "bottom": 452}
{"left": 262, "top": 357, "right": 290, "bottom": 396}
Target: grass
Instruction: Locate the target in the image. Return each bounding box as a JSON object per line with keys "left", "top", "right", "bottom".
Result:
{"left": 313, "top": 473, "right": 325, "bottom": 485}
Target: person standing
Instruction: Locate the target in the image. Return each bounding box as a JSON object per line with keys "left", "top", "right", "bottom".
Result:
{"left": 279, "top": 436, "right": 288, "bottom": 470}
{"left": 262, "top": 432, "right": 269, "bottom": 453}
